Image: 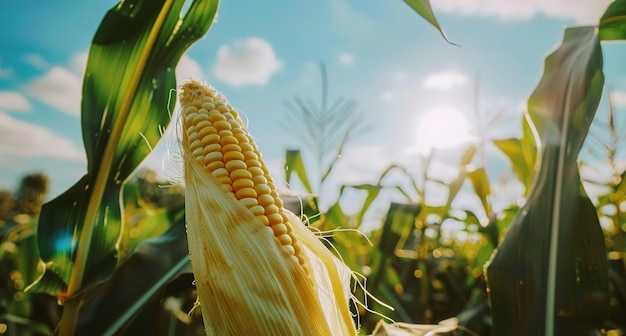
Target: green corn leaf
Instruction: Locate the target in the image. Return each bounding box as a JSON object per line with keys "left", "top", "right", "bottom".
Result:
{"left": 33, "top": 0, "right": 218, "bottom": 298}
{"left": 371, "top": 269, "right": 412, "bottom": 322}
{"left": 494, "top": 138, "right": 534, "bottom": 194}
{"left": 393, "top": 185, "right": 414, "bottom": 202}
{"left": 366, "top": 203, "right": 425, "bottom": 328}
{"left": 521, "top": 110, "right": 539, "bottom": 174}
{"left": 599, "top": 0, "right": 626, "bottom": 41}
{"left": 119, "top": 202, "right": 185, "bottom": 259}
{"left": 475, "top": 213, "right": 499, "bottom": 248}
{"left": 443, "top": 146, "right": 477, "bottom": 211}
{"left": 377, "top": 202, "right": 421, "bottom": 257}
{"left": 377, "top": 164, "right": 422, "bottom": 200}
{"left": 76, "top": 213, "right": 189, "bottom": 335}
{"left": 0, "top": 314, "right": 53, "bottom": 336}
{"left": 461, "top": 209, "right": 481, "bottom": 227}
{"left": 460, "top": 146, "right": 477, "bottom": 165}
{"left": 423, "top": 205, "right": 448, "bottom": 219}
{"left": 403, "top": 0, "right": 457, "bottom": 45}
{"left": 321, "top": 201, "right": 346, "bottom": 232}
{"left": 467, "top": 167, "right": 491, "bottom": 216}
{"left": 285, "top": 149, "right": 314, "bottom": 194}
{"left": 444, "top": 171, "right": 466, "bottom": 211}
{"left": 345, "top": 184, "right": 383, "bottom": 228}
{"left": 486, "top": 26, "right": 609, "bottom": 335}
{"left": 494, "top": 111, "right": 539, "bottom": 195}
{"left": 365, "top": 248, "right": 412, "bottom": 323}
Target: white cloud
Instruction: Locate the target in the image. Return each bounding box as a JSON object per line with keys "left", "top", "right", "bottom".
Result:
{"left": 422, "top": 70, "right": 468, "bottom": 90}
{"left": 26, "top": 66, "right": 82, "bottom": 116}
{"left": 24, "top": 53, "right": 88, "bottom": 117}
{"left": 69, "top": 53, "right": 88, "bottom": 78}
{"left": 0, "top": 91, "right": 30, "bottom": 112}
{"left": 432, "top": 0, "right": 612, "bottom": 25}
{"left": 610, "top": 91, "right": 626, "bottom": 107}
{"left": 176, "top": 53, "right": 205, "bottom": 85}
{"left": 24, "top": 51, "right": 207, "bottom": 118}
{"left": 0, "top": 112, "right": 85, "bottom": 162}
{"left": 213, "top": 38, "right": 283, "bottom": 86}
{"left": 338, "top": 52, "right": 355, "bottom": 66}
{"left": 23, "top": 54, "right": 50, "bottom": 70}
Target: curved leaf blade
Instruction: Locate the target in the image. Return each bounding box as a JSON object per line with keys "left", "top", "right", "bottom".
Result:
{"left": 599, "top": 0, "right": 626, "bottom": 41}
{"left": 403, "top": 0, "right": 457, "bottom": 45}
{"left": 494, "top": 138, "right": 531, "bottom": 189}
{"left": 378, "top": 202, "right": 421, "bottom": 257}
{"left": 285, "top": 149, "right": 314, "bottom": 194}
{"left": 35, "top": 0, "right": 218, "bottom": 297}
{"left": 467, "top": 167, "right": 491, "bottom": 216}
{"left": 348, "top": 184, "right": 383, "bottom": 228}
{"left": 486, "top": 26, "right": 609, "bottom": 335}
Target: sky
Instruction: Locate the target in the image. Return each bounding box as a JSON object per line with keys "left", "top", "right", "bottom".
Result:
{"left": 1, "top": 0, "right": 625, "bottom": 231}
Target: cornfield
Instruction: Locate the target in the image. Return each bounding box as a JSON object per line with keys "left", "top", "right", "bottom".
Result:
{"left": 1, "top": 0, "right": 626, "bottom": 335}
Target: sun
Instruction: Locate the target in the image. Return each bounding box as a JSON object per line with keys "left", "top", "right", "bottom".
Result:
{"left": 415, "top": 106, "right": 476, "bottom": 154}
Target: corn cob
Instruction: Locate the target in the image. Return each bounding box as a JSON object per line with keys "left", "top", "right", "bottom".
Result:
{"left": 179, "top": 80, "right": 357, "bottom": 336}
{"left": 180, "top": 81, "right": 309, "bottom": 275}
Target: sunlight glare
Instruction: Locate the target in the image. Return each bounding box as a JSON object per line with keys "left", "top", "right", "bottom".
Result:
{"left": 415, "top": 106, "right": 475, "bottom": 153}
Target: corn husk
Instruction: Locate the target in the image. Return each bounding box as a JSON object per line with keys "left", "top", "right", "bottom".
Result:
{"left": 180, "top": 80, "right": 357, "bottom": 335}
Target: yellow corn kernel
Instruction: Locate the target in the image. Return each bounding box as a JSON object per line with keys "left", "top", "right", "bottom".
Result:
{"left": 225, "top": 158, "right": 246, "bottom": 171}
{"left": 206, "top": 161, "right": 224, "bottom": 172}
{"left": 232, "top": 178, "right": 255, "bottom": 191}
{"left": 202, "top": 143, "right": 221, "bottom": 155}
{"left": 258, "top": 194, "right": 274, "bottom": 207}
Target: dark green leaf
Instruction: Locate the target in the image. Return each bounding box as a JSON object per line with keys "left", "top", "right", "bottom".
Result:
{"left": 378, "top": 203, "right": 421, "bottom": 257}
{"left": 0, "top": 313, "right": 53, "bottom": 335}
{"left": 599, "top": 0, "right": 626, "bottom": 41}
{"left": 76, "top": 217, "right": 191, "bottom": 336}
{"left": 486, "top": 26, "right": 609, "bottom": 335}
{"left": 35, "top": 0, "right": 218, "bottom": 297}
{"left": 364, "top": 249, "right": 412, "bottom": 323}
{"left": 119, "top": 203, "right": 185, "bottom": 259}
{"left": 403, "top": 0, "right": 457, "bottom": 45}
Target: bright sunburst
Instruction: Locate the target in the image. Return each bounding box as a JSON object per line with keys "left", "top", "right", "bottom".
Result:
{"left": 415, "top": 106, "right": 476, "bottom": 154}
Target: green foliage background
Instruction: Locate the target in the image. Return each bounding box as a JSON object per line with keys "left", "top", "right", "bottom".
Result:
{"left": 0, "top": 0, "right": 625, "bottom": 335}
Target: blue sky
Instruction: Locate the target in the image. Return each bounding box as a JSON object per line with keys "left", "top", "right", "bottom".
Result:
{"left": 1, "top": 0, "right": 625, "bottom": 230}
